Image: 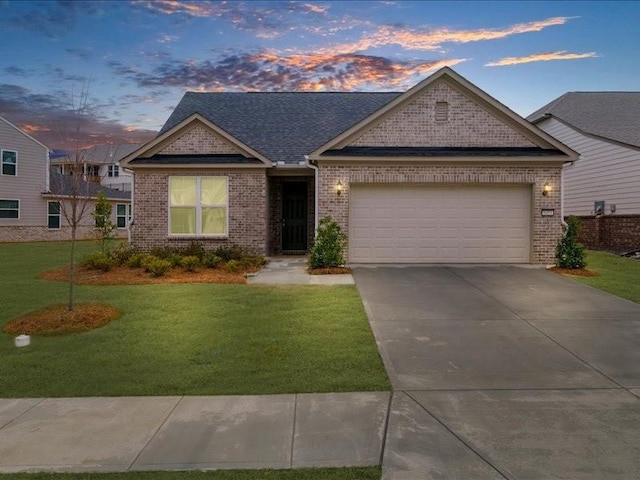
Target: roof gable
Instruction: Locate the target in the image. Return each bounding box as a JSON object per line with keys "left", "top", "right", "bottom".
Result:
{"left": 527, "top": 92, "right": 640, "bottom": 148}
{"left": 0, "top": 115, "right": 49, "bottom": 151}
{"left": 121, "top": 114, "right": 272, "bottom": 168}
{"left": 311, "top": 67, "right": 576, "bottom": 160}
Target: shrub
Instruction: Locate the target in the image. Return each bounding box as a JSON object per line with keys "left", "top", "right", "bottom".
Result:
{"left": 214, "top": 245, "right": 249, "bottom": 262}
{"left": 309, "top": 216, "right": 347, "bottom": 268}
{"left": 202, "top": 252, "right": 223, "bottom": 268}
{"left": 110, "top": 244, "right": 139, "bottom": 266}
{"left": 556, "top": 216, "right": 586, "bottom": 269}
{"left": 146, "top": 258, "right": 172, "bottom": 277}
{"left": 224, "top": 259, "right": 242, "bottom": 273}
{"left": 140, "top": 254, "right": 159, "bottom": 273}
{"left": 127, "top": 252, "right": 146, "bottom": 269}
{"left": 181, "top": 241, "right": 206, "bottom": 260}
{"left": 149, "top": 246, "right": 179, "bottom": 260}
{"left": 181, "top": 255, "right": 201, "bottom": 272}
{"left": 83, "top": 252, "right": 112, "bottom": 272}
{"left": 167, "top": 253, "right": 183, "bottom": 268}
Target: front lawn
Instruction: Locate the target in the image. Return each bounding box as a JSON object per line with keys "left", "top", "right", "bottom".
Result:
{"left": 565, "top": 250, "right": 640, "bottom": 304}
{"left": 0, "top": 242, "right": 389, "bottom": 397}
{"left": 1, "top": 467, "right": 381, "bottom": 480}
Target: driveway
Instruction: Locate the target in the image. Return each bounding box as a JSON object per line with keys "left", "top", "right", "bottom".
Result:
{"left": 353, "top": 265, "right": 640, "bottom": 480}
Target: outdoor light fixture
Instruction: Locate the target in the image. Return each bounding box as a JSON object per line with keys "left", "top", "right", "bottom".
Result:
{"left": 336, "top": 180, "right": 343, "bottom": 196}
{"left": 542, "top": 183, "right": 552, "bottom": 196}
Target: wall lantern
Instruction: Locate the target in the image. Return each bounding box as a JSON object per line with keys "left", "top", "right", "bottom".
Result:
{"left": 542, "top": 182, "right": 552, "bottom": 196}
{"left": 336, "top": 180, "right": 344, "bottom": 196}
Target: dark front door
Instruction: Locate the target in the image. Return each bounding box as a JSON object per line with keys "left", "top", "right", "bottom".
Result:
{"left": 282, "top": 182, "right": 308, "bottom": 252}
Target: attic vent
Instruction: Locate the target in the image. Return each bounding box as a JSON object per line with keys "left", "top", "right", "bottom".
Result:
{"left": 435, "top": 101, "right": 448, "bottom": 122}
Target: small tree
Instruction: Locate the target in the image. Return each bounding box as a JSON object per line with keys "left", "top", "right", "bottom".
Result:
{"left": 555, "top": 215, "right": 586, "bottom": 269}
{"left": 309, "top": 216, "right": 347, "bottom": 268}
{"left": 92, "top": 191, "right": 116, "bottom": 254}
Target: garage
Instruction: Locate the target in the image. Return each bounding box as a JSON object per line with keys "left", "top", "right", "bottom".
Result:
{"left": 349, "top": 184, "right": 531, "bottom": 263}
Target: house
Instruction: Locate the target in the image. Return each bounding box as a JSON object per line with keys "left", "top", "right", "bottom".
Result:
{"left": 528, "top": 93, "right": 640, "bottom": 251}
{"left": 0, "top": 115, "right": 131, "bottom": 242}
{"left": 122, "top": 67, "right": 577, "bottom": 264}
{"left": 51, "top": 143, "right": 142, "bottom": 192}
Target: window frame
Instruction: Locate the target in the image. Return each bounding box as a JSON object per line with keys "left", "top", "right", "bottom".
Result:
{"left": 47, "top": 201, "right": 61, "bottom": 230}
{"left": 0, "top": 198, "right": 20, "bottom": 219}
{"left": 1, "top": 149, "right": 18, "bottom": 176}
{"left": 168, "top": 176, "right": 229, "bottom": 237}
{"left": 108, "top": 165, "right": 120, "bottom": 178}
{"left": 116, "top": 203, "right": 130, "bottom": 229}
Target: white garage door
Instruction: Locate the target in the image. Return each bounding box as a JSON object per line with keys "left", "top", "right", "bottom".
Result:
{"left": 350, "top": 184, "right": 531, "bottom": 263}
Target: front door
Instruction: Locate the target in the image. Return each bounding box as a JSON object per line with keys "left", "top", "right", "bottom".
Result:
{"left": 282, "top": 182, "right": 308, "bottom": 252}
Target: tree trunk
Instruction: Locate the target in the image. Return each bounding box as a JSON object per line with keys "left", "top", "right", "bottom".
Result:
{"left": 68, "top": 226, "right": 76, "bottom": 312}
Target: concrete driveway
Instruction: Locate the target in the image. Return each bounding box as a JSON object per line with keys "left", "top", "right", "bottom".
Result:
{"left": 353, "top": 265, "right": 640, "bottom": 480}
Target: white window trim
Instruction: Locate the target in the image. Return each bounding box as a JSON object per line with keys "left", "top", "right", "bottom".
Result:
{"left": 47, "top": 201, "right": 61, "bottom": 230}
{"left": 168, "top": 176, "right": 229, "bottom": 237}
{"left": 0, "top": 198, "right": 20, "bottom": 220}
{"left": 108, "top": 165, "right": 120, "bottom": 178}
{"left": 1, "top": 149, "right": 18, "bottom": 176}
{"left": 116, "top": 203, "right": 130, "bottom": 229}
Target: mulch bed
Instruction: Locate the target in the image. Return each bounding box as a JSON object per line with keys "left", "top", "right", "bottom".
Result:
{"left": 307, "top": 266, "right": 352, "bottom": 275}
{"left": 3, "top": 303, "right": 120, "bottom": 336}
{"left": 549, "top": 267, "right": 599, "bottom": 277}
{"left": 39, "top": 265, "right": 256, "bottom": 285}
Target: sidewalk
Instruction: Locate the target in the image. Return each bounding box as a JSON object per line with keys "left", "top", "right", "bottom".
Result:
{"left": 247, "top": 257, "right": 354, "bottom": 285}
{"left": 0, "top": 392, "right": 389, "bottom": 473}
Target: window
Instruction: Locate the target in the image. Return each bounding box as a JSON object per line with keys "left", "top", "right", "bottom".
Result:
{"left": 169, "top": 176, "right": 228, "bottom": 236}
{"left": 48, "top": 201, "right": 61, "bottom": 229}
{"left": 86, "top": 165, "right": 100, "bottom": 176}
{"left": 1, "top": 150, "right": 17, "bottom": 176}
{"left": 116, "top": 203, "right": 131, "bottom": 229}
{"left": 435, "top": 101, "right": 449, "bottom": 122}
{"left": 108, "top": 165, "right": 119, "bottom": 177}
{"left": 0, "top": 199, "right": 19, "bottom": 219}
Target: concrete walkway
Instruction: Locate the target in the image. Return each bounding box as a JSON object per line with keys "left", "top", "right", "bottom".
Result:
{"left": 0, "top": 393, "right": 389, "bottom": 473}
{"left": 247, "top": 256, "right": 354, "bottom": 285}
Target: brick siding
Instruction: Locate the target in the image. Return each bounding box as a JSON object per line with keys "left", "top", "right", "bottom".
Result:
{"left": 317, "top": 164, "right": 562, "bottom": 264}
{"left": 159, "top": 123, "right": 241, "bottom": 155}
{"left": 575, "top": 215, "right": 640, "bottom": 252}
{"left": 349, "top": 80, "right": 536, "bottom": 148}
{"left": 131, "top": 170, "right": 267, "bottom": 254}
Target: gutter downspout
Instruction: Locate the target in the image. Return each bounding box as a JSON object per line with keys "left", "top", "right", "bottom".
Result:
{"left": 304, "top": 155, "right": 318, "bottom": 235}
{"left": 124, "top": 167, "right": 134, "bottom": 244}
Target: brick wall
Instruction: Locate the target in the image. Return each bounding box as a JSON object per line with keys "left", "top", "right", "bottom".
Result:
{"left": 131, "top": 170, "right": 267, "bottom": 254}
{"left": 349, "top": 80, "right": 535, "bottom": 148}
{"left": 575, "top": 215, "right": 640, "bottom": 252}
{"left": 0, "top": 226, "right": 127, "bottom": 242}
{"left": 317, "top": 164, "right": 562, "bottom": 264}
{"left": 267, "top": 176, "right": 315, "bottom": 254}
{"left": 159, "top": 123, "right": 241, "bottom": 155}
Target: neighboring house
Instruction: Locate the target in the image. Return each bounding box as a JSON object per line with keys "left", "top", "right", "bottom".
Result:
{"left": 51, "top": 143, "right": 141, "bottom": 192}
{"left": 0, "top": 115, "right": 131, "bottom": 242}
{"left": 529, "top": 92, "right": 640, "bottom": 251}
{"left": 122, "top": 67, "right": 576, "bottom": 264}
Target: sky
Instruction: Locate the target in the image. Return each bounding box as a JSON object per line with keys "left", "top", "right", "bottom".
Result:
{"left": 0, "top": 0, "right": 638, "bottom": 151}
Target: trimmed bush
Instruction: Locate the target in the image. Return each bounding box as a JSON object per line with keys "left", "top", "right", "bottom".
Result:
{"left": 214, "top": 245, "right": 250, "bottom": 262}
{"left": 202, "top": 252, "right": 223, "bottom": 268}
{"left": 309, "top": 216, "right": 347, "bottom": 269}
{"left": 127, "top": 252, "right": 146, "bottom": 269}
{"left": 181, "top": 255, "right": 201, "bottom": 272}
{"left": 83, "top": 252, "right": 112, "bottom": 272}
{"left": 146, "top": 258, "right": 172, "bottom": 277}
{"left": 556, "top": 216, "right": 586, "bottom": 269}
{"left": 181, "top": 241, "right": 206, "bottom": 260}
{"left": 110, "top": 244, "right": 139, "bottom": 266}
{"left": 224, "top": 259, "right": 242, "bottom": 273}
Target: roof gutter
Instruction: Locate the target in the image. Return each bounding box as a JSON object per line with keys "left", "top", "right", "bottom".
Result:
{"left": 304, "top": 155, "right": 318, "bottom": 235}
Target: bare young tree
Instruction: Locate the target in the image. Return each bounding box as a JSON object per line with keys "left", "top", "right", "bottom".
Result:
{"left": 49, "top": 82, "right": 96, "bottom": 311}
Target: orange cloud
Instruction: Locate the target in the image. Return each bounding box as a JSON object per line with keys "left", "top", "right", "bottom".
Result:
{"left": 317, "top": 17, "right": 576, "bottom": 54}
{"left": 485, "top": 50, "right": 599, "bottom": 67}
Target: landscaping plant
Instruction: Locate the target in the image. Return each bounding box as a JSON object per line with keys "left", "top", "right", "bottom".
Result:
{"left": 92, "top": 191, "right": 116, "bottom": 254}
{"left": 555, "top": 215, "right": 586, "bottom": 269}
{"left": 309, "top": 216, "right": 347, "bottom": 269}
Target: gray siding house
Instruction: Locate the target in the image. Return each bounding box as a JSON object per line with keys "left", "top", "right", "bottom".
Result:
{"left": 529, "top": 93, "right": 640, "bottom": 251}
{"left": 0, "top": 116, "right": 131, "bottom": 242}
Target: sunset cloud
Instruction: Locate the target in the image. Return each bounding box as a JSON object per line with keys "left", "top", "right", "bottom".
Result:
{"left": 110, "top": 52, "right": 466, "bottom": 92}
{"left": 485, "top": 50, "right": 599, "bottom": 67}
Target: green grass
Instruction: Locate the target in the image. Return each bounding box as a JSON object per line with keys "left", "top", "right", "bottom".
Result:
{"left": 0, "top": 467, "right": 381, "bottom": 480}
{"left": 0, "top": 242, "right": 389, "bottom": 397}
{"left": 567, "top": 250, "right": 640, "bottom": 304}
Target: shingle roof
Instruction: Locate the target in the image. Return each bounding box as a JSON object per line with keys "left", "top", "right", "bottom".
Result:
{"left": 48, "top": 171, "right": 131, "bottom": 200}
{"left": 527, "top": 92, "right": 640, "bottom": 148}
{"left": 51, "top": 143, "right": 143, "bottom": 165}
{"left": 160, "top": 92, "right": 401, "bottom": 165}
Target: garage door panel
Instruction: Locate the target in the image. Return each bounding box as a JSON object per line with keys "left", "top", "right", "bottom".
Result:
{"left": 349, "top": 185, "right": 531, "bottom": 263}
